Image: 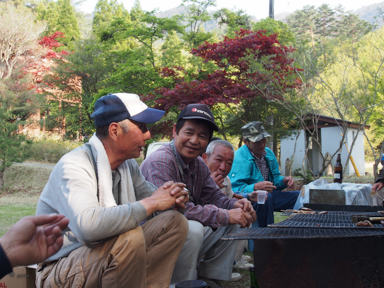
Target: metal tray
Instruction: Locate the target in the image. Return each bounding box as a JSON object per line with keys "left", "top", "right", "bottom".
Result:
{"left": 309, "top": 188, "right": 345, "bottom": 205}
{"left": 304, "top": 203, "right": 383, "bottom": 212}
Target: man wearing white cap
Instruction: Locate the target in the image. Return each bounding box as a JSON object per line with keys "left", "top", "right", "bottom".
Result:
{"left": 35, "top": 93, "right": 189, "bottom": 288}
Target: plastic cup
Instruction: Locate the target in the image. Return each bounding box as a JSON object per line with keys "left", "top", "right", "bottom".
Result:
{"left": 257, "top": 190, "right": 267, "bottom": 204}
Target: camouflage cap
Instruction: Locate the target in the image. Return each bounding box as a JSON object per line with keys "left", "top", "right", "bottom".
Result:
{"left": 241, "top": 121, "right": 271, "bottom": 143}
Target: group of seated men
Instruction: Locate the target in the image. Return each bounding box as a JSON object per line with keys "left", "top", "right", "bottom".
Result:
{"left": 1, "top": 93, "right": 300, "bottom": 288}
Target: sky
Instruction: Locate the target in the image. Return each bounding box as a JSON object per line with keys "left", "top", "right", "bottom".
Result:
{"left": 79, "top": 0, "right": 384, "bottom": 19}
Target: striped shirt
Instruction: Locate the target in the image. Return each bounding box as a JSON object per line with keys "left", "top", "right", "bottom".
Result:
{"left": 140, "top": 141, "right": 237, "bottom": 228}
{"left": 250, "top": 150, "right": 269, "bottom": 181}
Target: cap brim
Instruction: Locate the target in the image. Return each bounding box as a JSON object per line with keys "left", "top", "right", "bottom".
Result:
{"left": 247, "top": 132, "right": 271, "bottom": 143}
{"left": 130, "top": 108, "right": 165, "bottom": 124}
{"left": 181, "top": 116, "right": 219, "bottom": 131}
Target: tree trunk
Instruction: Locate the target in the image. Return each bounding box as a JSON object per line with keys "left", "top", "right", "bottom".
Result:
{"left": 0, "top": 170, "right": 4, "bottom": 188}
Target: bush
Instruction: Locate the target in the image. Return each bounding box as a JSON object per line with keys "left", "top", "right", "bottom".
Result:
{"left": 293, "top": 168, "right": 315, "bottom": 184}
{"left": 28, "top": 134, "right": 82, "bottom": 163}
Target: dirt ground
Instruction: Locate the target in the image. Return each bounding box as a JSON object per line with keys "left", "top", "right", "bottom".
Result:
{"left": 218, "top": 252, "right": 253, "bottom": 288}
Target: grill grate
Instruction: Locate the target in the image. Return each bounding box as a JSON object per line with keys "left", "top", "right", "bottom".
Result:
{"left": 222, "top": 227, "right": 384, "bottom": 240}
{"left": 270, "top": 211, "right": 384, "bottom": 229}
{"left": 221, "top": 211, "right": 384, "bottom": 240}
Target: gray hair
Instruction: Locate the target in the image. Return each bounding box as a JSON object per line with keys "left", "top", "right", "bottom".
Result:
{"left": 205, "top": 140, "right": 234, "bottom": 157}
{"left": 96, "top": 119, "right": 130, "bottom": 139}
{"left": 119, "top": 119, "right": 130, "bottom": 133}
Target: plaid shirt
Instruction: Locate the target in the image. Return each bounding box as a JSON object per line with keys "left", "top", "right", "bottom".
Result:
{"left": 140, "top": 141, "right": 236, "bottom": 228}
{"left": 251, "top": 150, "right": 269, "bottom": 181}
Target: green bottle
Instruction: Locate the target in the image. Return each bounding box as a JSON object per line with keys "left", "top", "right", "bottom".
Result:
{"left": 249, "top": 267, "right": 260, "bottom": 288}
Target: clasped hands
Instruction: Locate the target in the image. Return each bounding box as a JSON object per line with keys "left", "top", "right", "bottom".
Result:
{"left": 229, "top": 198, "right": 257, "bottom": 228}
{"left": 151, "top": 181, "right": 189, "bottom": 212}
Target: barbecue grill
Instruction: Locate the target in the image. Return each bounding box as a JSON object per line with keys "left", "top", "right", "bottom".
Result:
{"left": 222, "top": 208, "right": 384, "bottom": 288}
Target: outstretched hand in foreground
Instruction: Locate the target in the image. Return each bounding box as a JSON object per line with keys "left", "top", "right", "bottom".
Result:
{"left": 0, "top": 214, "right": 69, "bottom": 267}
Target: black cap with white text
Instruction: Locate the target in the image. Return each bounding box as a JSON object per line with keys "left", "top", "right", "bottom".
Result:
{"left": 177, "top": 104, "right": 219, "bottom": 131}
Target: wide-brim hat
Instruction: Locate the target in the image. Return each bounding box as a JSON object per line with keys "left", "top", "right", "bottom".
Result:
{"left": 91, "top": 93, "right": 165, "bottom": 126}
{"left": 241, "top": 121, "right": 271, "bottom": 143}
{"left": 177, "top": 103, "right": 219, "bottom": 131}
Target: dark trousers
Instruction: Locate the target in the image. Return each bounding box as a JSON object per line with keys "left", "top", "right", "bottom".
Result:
{"left": 253, "top": 190, "right": 300, "bottom": 227}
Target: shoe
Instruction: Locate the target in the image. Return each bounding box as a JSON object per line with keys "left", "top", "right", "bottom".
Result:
{"left": 197, "top": 277, "right": 223, "bottom": 288}
{"left": 233, "top": 258, "right": 254, "bottom": 270}
{"left": 230, "top": 272, "right": 241, "bottom": 281}
{"left": 242, "top": 255, "right": 252, "bottom": 262}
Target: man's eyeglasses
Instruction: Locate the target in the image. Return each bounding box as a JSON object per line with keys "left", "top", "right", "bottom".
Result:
{"left": 130, "top": 120, "right": 148, "bottom": 133}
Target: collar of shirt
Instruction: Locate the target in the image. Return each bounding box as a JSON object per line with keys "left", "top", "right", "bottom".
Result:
{"left": 171, "top": 140, "right": 195, "bottom": 173}
{"left": 250, "top": 150, "right": 266, "bottom": 160}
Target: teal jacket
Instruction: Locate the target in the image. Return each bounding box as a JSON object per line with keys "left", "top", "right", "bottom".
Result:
{"left": 229, "top": 145, "right": 286, "bottom": 197}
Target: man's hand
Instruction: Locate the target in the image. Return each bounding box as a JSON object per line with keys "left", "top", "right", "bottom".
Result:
{"left": 0, "top": 214, "right": 69, "bottom": 267}
{"left": 165, "top": 182, "right": 190, "bottom": 210}
{"left": 211, "top": 171, "right": 225, "bottom": 189}
{"left": 232, "top": 198, "right": 257, "bottom": 224}
{"left": 372, "top": 182, "right": 384, "bottom": 192}
{"left": 247, "top": 191, "right": 268, "bottom": 202}
{"left": 141, "top": 181, "right": 189, "bottom": 215}
{"left": 232, "top": 194, "right": 244, "bottom": 200}
{"left": 254, "top": 181, "right": 276, "bottom": 193}
{"left": 228, "top": 208, "right": 254, "bottom": 228}
{"left": 283, "top": 176, "right": 295, "bottom": 189}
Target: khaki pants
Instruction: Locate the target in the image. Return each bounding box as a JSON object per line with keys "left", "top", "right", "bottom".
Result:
{"left": 170, "top": 220, "right": 238, "bottom": 284}
{"left": 36, "top": 211, "right": 188, "bottom": 288}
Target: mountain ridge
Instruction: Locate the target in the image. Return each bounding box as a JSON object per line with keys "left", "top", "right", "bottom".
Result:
{"left": 155, "top": 2, "right": 384, "bottom": 27}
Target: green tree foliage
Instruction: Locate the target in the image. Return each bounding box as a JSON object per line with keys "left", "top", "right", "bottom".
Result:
{"left": 92, "top": 0, "right": 131, "bottom": 38}
{"left": 337, "top": 13, "right": 373, "bottom": 43}
{"left": 47, "top": 37, "right": 114, "bottom": 138}
{"left": 252, "top": 18, "right": 296, "bottom": 46}
{"left": 160, "top": 31, "right": 187, "bottom": 68}
{"left": 181, "top": 0, "right": 216, "bottom": 49}
{"left": 286, "top": 4, "right": 372, "bottom": 47}
{"left": 35, "top": 0, "right": 60, "bottom": 36}
{"left": 213, "top": 8, "right": 252, "bottom": 38}
{"left": 0, "top": 108, "right": 32, "bottom": 187}
{"left": 315, "top": 4, "right": 337, "bottom": 45}
{"left": 130, "top": 0, "right": 144, "bottom": 22}
{"left": 56, "top": 0, "right": 80, "bottom": 51}
{"left": 96, "top": 12, "right": 184, "bottom": 97}
{"left": 286, "top": 5, "right": 317, "bottom": 46}
{"left": 35, "top": 0, "right": 91, "bottom": 38}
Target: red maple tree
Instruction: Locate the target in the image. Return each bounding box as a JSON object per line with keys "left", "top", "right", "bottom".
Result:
{"left": 28, "top": 31, "right": 70, "bottom": 91}
{"left": 145, "top": 29, "right": 302, "bottom": 136}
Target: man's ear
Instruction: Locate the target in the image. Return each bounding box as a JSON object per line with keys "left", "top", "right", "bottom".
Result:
{"left": 202, "top": 152, "right": 208, "bottom": 164}
{"left": 108, "top": 123, "right": 119, "bottom": 141}
{"left": 172, "top": 123, "right": 177, "bottom": 138}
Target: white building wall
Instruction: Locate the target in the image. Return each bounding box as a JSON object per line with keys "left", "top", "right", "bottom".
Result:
{"left": 320, "top": 126, "right": 341, "bottom": 157}
{"left": 346, "top": 129, "right": 365, "bottom": 176}
{"left": 320, "top": 127, "right": 364, "bottom": 176}
{"left": 280, "top": 130, "right": 306, "bottom": 176}
{"left": 281, "top": 126, "right": 365, "bottom": 177}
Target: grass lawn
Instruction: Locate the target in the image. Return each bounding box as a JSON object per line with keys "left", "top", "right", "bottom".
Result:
{"left": 0, "top": 163, "right": 52, "bottom": 236}
{"left": 0, "top": 203, "right": 38, "bottom": 236}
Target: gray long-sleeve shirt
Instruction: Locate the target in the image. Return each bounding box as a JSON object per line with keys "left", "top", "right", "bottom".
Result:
{"left": 36, "top": 141, "right": 157, "bottom": 262}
